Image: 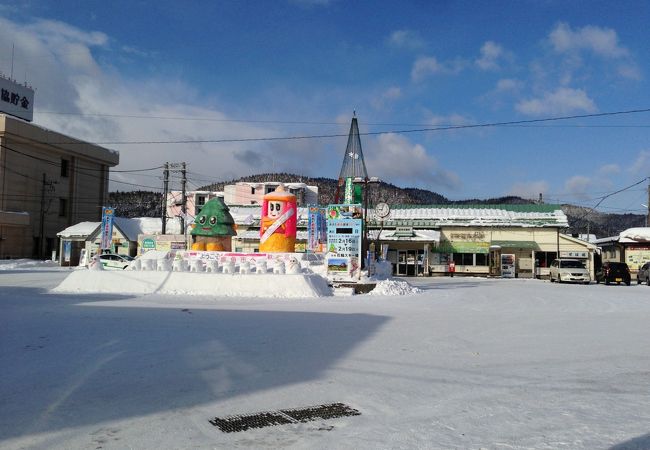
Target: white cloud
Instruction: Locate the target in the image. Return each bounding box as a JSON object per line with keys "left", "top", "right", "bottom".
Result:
{"left": 387, "top": 30, "right": 425, "bottom": 50}
{"left": 630, "top": 150, "right": 650, "bottom": 175}
{"left": 598, "top": 164, "right": 620, "bottom": 176}
{"left": 411, "top": 56, "right": 465, "bottom": 82}
{"left": 0, "top": 16, "right": 334, "bottom": 191}
{"left": 547, "top": 22, "right": 641, "bottom": 81}
{"left": 617, "top": 63, "right": 642, "bottom": 81}
{"left": 371, "top": 86, "right": 402, "bottom": 111}
{"left": 564, "top": 175, "right": 595, "bottom": 200}
{"left": 549, "top": 22, "right": 629, "bottom": 58}
{"left": 427, "top": 113, "right": 472, "bottom": 128}
{"left": 366, "top": 133, "right": 460, "bottom": 190}
{"left": 507, "top": 181, "right": 549, "bottom": 200}
{"left": 475, "top": 41, "right": 513, "bottom": 71}
{"left": 495, "top": 78, "right": 524, "bottom": 93}
{"left": 515, "top": 87, "right": 597, "bottom": 116}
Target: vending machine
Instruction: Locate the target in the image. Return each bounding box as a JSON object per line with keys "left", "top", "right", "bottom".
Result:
{"left": 501, "top": 254, "right": 516, "bottom": 278}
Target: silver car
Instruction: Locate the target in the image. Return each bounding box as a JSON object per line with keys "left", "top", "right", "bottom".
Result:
{"left": 549, "top": 258, "right": 590, "bottom": 284}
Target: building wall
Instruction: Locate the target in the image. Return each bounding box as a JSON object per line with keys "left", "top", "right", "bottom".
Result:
{"left": 0, "top": 114, "right": 118, "bottom": 258}
{"left": 167, "top": 191, "right": 222, "bottom": 221}
{"left": 222, "top": 182, "right": 318, "bottom": 206}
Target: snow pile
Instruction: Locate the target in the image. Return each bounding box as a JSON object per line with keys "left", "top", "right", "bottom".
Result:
{"left": 51, "top": 271, "right": 333, "bottom": 298}
{"left": 0, "top": 258, "right": 60, "bottom": 270}
{"left": 368, "top": 279, "right": 422, "bottom": 296}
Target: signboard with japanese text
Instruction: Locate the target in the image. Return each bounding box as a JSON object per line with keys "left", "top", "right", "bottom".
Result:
{"left": 326, "top": 218, "right": 362, "bottom": 259}
{"left": 100, "top": 207, "right": 114, "bottom": 251}
{"left": 326, "top": 203, "right": 362, "bottom": 281}
{"left": 0, "top": 76, "right": 34, "bottom": 122}
{"left": 560, "top": 251, "right": 588, "bottom": 259}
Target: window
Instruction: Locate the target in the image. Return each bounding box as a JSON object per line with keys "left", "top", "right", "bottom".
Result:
{"left": 251, "top": 187, "right": 256, "bottom": 195}
{"left": 197, "top": 195, "right": 206, "bottom": 207}
{"left": 535, "top": 252, "right": 557, "bottom": 268}
{"left": 453, "top": 253, "right": 474, "bottom": 265}
{"left": 59, "top": 198, "right": 68, "bottom": 217}
{"left": 451, "top": 253, "right": 488, "bottom": 266}
{"left": 61, "top": 159, "right": 69, "bottom": 177}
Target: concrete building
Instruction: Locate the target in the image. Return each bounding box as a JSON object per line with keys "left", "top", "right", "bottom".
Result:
{"left": 222, "top": 182, "right": 318, "bottom": 206}
{"left": 0, "top": 114, "right": 119, "bottom": 258}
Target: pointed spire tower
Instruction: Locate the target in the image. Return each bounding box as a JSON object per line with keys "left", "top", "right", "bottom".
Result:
{"left": 335, "top": 113, "right": 369, "bottom": 203}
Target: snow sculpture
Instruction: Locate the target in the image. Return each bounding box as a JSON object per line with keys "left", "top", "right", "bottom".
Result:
{"left": 273, "top": 259, "right": 285, "bottom": 274}
{"left": 157, "top": 258, "right": 172, "bottom": 271}
{"left": 205, "top": 259, "right": 220, "bottom": 273}
{"left": 259, "top": 185, "right": 297, "bottom": 253}
{"left": 239, "top": 260, "right": 251, "bottom": 274}
{"left": 189, "top": 259, "right": 204, "bottom": 272}
{"left": 172, "top": 258, "right": 187, "bottom": 272}
{"left": 190, "top": 197, "right": 236, "bottom": 251}
{"left": 88, "top": 254, "right": 104, "bottom": 271}
{"left": 255, "top": 259, "right": 268, "bottom": 274}
{"left": 129, "top": 258, "right": 142, "bottom": 271}
{"left": 286, "top": 256, "right": 301, "bottom": 274}
{"left": 222, "top": 259, "right": 236, "bottom": 274}
{"left": 141, "top": 258, "right": 156, "bottom": 271}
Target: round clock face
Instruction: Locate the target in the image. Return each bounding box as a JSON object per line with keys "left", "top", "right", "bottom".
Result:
{"left": 375, "top": 202, "right": 390, "bottom": 218}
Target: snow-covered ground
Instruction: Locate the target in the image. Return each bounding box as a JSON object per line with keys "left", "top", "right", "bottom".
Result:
{"left": 1, "top": 261, "right": 650, "bottom": 449}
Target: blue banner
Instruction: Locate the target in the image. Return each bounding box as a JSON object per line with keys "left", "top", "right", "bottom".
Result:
{"left": 100, "top": 207, "right": 114, "bottom": 251}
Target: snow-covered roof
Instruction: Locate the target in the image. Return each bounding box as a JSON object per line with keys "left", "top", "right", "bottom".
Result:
{"left": 58, "top": 217, "right": 183, "bottom": 240}
{"left": 371, "top": 204, "right": 567, "bottom": 228}
{"left": 57, "top": 221, "right": 100, "bottom": 238}
{"left": 619, "top": 227, "right": 650, "bottom": 243}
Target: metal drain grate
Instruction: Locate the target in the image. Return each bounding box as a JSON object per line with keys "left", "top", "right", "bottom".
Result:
{"left": 209, "top": 403, "right": 361, "bottom": 433}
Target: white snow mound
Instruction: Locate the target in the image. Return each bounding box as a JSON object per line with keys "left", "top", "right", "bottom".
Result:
{"left": 368, "top": 279, "right": 422, "bottom": 296}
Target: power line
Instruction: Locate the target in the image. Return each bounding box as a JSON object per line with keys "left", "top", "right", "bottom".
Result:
{"left": 31, "top": 111, "right": 650, "bottom": 129}
{"left": 0, "top": 142, "right": 164, "bottom": 190}
{"left": 39, "top": 107, "right": 650, "bottom": 146}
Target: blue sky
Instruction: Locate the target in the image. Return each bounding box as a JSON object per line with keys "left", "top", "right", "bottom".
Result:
{"left": 1, "top": 1, "right": 650, "bottom": 214}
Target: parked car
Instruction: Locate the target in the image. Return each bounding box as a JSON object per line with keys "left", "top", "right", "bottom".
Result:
{"left": 549, "top": 258, "right": 590, "bottom": 284}
{"left": 98, "top": 253, "right": 134, "bottom": 270}
{"left": 595, "top": 261, "right": 631, "bottom": 285}
{"left": 637, "top": 262, "right": 650, "bottom": 285}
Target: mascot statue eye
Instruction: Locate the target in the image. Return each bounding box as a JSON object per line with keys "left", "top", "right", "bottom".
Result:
{"left": 209, "top": 216, "right": 217, "bottom": 225}
{"left": 198, "top": 216, "right": 206, "bottom": 225}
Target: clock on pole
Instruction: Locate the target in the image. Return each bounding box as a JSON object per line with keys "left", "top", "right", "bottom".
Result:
{"left": 375, "top": 202, "right": 390, "bottom": 218}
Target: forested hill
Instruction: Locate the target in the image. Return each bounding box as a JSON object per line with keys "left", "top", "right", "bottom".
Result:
{"left": 109, "top": 173, "right": 645, "bottom": 237}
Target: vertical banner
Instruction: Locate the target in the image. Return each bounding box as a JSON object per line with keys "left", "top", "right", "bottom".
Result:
{"left": 64, "top": 240, "right": 72, "bottom": 262}
{"left": 307, "top": 206, "right": 326, "bottom": 252}
{"left": 100, "top": 207, "right": 115, "bottom": 251}
{"left": 344, "top": 177, "right": 353, "bottom": 204}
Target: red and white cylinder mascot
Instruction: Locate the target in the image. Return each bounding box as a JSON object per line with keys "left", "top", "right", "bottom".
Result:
{"left": 259, "top": 185, "right": 297, "bottom": 253}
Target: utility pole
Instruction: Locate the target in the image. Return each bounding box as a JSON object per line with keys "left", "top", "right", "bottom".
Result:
{"left": 39, "top": 173, "right": 55, "bottom": 258}
{"left": 181, "top": 162, "right": 187, "bottom": 234}
{"left": 39, "top": 173, "right": 46, "bottom": 258}
{"left": 162, "top": 162, "right": 169, "bottom": 234}
{"left": 646, "top": 181, "right": 650, "bottom": 227}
